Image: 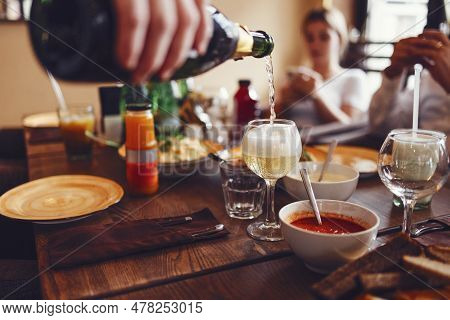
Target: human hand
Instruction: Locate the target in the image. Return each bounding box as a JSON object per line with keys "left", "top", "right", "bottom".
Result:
{"left": 385, "top": 32, "right": 447, "bottom": 80}
{"left": 114, "top": 0, "right": 213, "bottom": 83}
{"left": 287, "top": 67, "right": 323, "bottom": 98}
{"left": 419, "top": 29, "right": 450, "bottom": 93}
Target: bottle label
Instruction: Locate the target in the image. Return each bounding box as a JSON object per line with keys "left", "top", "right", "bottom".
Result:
{"left": 126, "top": 149, "right": 158, "bottom": 164}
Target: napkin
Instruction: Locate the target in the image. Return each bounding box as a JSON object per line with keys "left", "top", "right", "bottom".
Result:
{"left": 47, "top": 208, "right": 228, "bottom": 269}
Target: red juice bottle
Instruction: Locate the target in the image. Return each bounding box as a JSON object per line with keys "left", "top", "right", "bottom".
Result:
{"left": 234, "top": 79, "right": 260, "bottom": 125}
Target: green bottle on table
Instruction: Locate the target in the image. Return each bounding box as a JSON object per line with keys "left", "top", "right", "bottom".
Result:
{"left": 28, "top": 0, "right": 274, "bottom": 82}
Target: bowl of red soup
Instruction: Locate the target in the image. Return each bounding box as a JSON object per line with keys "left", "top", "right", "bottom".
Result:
{"left": 279, "top": 200, "right": 380, "bottom": 273}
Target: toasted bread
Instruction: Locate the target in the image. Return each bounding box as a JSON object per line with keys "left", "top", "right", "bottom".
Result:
{"left": 426, "top": 245, "right": 450, "bottom": 264}
{"left": 403, "top": 255, "right": 450, "bottom": 285}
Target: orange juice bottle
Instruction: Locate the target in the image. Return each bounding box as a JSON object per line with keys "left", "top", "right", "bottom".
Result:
{"left": 125, "top": 104, "right": 158, "bottom": 195}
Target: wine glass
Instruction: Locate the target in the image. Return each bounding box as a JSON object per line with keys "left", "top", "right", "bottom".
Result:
{"left": 242, "top": 119, "right": 301, "bottom": 241}
{"left": 378, "top": 129, "right": 448, "bottom": 235}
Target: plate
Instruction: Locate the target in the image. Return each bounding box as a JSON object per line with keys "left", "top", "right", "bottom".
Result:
{"left": 305, "top": 145, "right": 378, "bottom": 174}
{"left": 216, "top": 145, "right": 378, "bottom": 175}
{"left": 23, "top": 112, "right": 59, "bottom": 128}
{"left": 0, "top": 175, "right": 124, "bottom": 223}
{"left": 118, "top": 139, "right": 223, "bottom": 177}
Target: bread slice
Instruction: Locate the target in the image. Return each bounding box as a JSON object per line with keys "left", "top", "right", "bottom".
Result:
{"left": 359, "top": 272, "right": 419, "bottom": 292}
{"left": 403, "top": 255, "right": 450, "bottom": 285}
{"left": 426, "top": 245, "right": 450, "bottom": 264}
{"left": 312, "top": 234, "right": 422, "bottom": 299}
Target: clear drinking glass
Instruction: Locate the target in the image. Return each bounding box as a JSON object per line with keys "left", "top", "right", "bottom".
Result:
{"left": 378, "top": 129, "right": 448, "bottom": 235}
{"left": 59, "top": 105, "right": 95, "bottom": 160}
{"left": 242, "top": 119, "right": 301, "bottom": 241}
{"left": 220, "top": 159, "right": 265, "bottom": 219}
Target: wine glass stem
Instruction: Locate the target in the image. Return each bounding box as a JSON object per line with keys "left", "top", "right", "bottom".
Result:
{"left": 264, "top": 179, "right": 278, "bottom": 227}
{"left": 402, "top": 197, "right": 416, "bottom": 235}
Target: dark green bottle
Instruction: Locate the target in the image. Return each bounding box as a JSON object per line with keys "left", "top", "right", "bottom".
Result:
{"left": 28, "top": 0, "right": 274, "bottom": 82}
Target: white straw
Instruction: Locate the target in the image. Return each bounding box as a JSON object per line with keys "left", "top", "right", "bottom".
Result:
{"left": 47, "top": 70, "right": 68, "bottom": 111}
{"left": 412, "top": 64, "right": 423, "bottom": 136}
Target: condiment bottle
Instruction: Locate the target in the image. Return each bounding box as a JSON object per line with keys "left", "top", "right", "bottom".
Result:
{"left": 125, "top": 103, "right": 158, "bottom": 195}
{"left": 234, "top": 79, "right": 260, "bottom": 125}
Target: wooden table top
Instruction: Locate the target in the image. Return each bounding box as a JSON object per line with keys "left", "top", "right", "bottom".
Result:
{"left": 24, "top": 129, "right": 449, "bottom": 299}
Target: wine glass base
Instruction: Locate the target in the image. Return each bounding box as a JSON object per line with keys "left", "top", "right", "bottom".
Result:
{"left": 247, "top": 221, "right": 283, "bottom": 242}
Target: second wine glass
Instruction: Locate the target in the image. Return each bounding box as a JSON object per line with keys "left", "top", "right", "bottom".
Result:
{"left": 378, "top": 129, "right": 448, "bottom": 236}
{"left": 242, "top": 119, "right": 301, "bottom": 241}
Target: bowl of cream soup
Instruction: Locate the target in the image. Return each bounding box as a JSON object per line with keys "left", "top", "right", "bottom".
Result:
{"left": 283, "top": 162, "right": 359, "bottom": 201}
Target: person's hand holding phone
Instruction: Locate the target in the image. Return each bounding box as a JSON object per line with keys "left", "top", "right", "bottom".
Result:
{"left": 287, "top": 67, "right": 323, "bottom": 98}
{"left": 419, "top": 30, "right": 450, "bottom": 93}
{"left": 385, "top": 29, "right": 449, "bottom": 93}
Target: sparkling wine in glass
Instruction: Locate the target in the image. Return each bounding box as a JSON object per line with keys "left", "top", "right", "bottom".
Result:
{"left": 242, "top": 119, "right": 301, "bottom": 241}
{"left": 378, "top": 129, "right": 448, "bottom": 235}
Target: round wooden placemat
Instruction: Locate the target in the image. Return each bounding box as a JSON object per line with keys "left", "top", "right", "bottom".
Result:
{"left": 0, "top": 175, "right": 124, "bottom": 221}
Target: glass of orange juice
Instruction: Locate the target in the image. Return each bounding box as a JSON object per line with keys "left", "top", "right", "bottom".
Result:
{"left": 58, "top": 105, "right": 95, "bottom": 160}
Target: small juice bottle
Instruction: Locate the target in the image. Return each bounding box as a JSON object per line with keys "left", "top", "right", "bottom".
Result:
{"left": 125, "top": 103, "right": 159, "bottom": 195}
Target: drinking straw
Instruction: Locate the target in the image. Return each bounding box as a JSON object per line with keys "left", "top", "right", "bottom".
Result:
{"left": 412, "top": 64, "right": 423, "bottom": 135}
{"left": 47, "top": 70, "right": 68, "bottom": 111}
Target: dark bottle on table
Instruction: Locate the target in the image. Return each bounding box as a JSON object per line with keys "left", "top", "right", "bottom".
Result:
{"left": 234, "top": 80, "right": 261, "bottom": 125}
{"left": 28, "top": 0, "right": 274, "bottom": 82}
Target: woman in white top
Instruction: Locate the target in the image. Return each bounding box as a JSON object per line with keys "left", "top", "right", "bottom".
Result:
{"left": 277, "top": 8, "right": 369, "bottom": 126}
{"left": 369, "top": 30, "right": 450, "bottom": 148}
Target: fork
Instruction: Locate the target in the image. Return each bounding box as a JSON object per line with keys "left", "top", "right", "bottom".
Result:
{"left": 377, "top": 218, "right": 449, "bottom": 238}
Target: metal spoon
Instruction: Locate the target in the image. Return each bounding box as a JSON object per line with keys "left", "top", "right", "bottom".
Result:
{"left": 299, "top": 168, "right": 322, "bottom": 225}
{"left": 318, "top": 139, "right": 337, "bottom": 182}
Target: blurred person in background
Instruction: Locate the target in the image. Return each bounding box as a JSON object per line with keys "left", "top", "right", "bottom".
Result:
{"left": 276, "top": 8, "right": 370, "bottom": 126}
{"left": 369, "top": 29, "right": 450, "bottom": 148}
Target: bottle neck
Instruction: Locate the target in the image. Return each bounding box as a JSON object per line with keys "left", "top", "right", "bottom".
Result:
{"left": 233, "top": 26, "right": 274, "bottom": 59}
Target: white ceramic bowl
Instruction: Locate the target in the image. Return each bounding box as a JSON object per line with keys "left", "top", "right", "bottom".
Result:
{"left": 283, "top": 162, "right": 359, "bottom": 201}
{"left": 280, "top": 200, "right": 380, "bottom": 274}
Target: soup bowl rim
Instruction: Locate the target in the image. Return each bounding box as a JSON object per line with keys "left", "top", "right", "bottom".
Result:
{"left": 279, "top": 200, "right": 380, "bottom": 238}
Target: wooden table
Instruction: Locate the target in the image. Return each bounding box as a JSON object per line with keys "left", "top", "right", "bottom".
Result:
{"left": 24, "top": 129, "right": 450, "bottom": 299}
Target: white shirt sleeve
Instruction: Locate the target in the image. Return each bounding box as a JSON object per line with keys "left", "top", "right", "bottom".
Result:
{"left": 369, "top": 71, "right": 450, "bottom": 137}
{"left": 368, "top": 71, "right": 413, "bottom": 135}
{"left": 341, "top": 69, "right": 370, "bottom": 111}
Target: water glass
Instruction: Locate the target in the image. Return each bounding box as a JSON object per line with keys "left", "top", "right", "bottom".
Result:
{"left": 220, "top": 160, "right": 265, "bottom": 220}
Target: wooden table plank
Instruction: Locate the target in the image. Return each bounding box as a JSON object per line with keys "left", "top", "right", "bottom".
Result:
{"left": 109, "top": 255, "right": 322, "bottom": 300}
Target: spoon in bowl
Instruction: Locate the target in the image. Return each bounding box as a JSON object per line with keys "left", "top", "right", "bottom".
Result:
{"left": 299, "top": 168, "right": 322, "bottom": 225}
{"left": 318, "top": 139, "right": 337, "bottom": 182}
